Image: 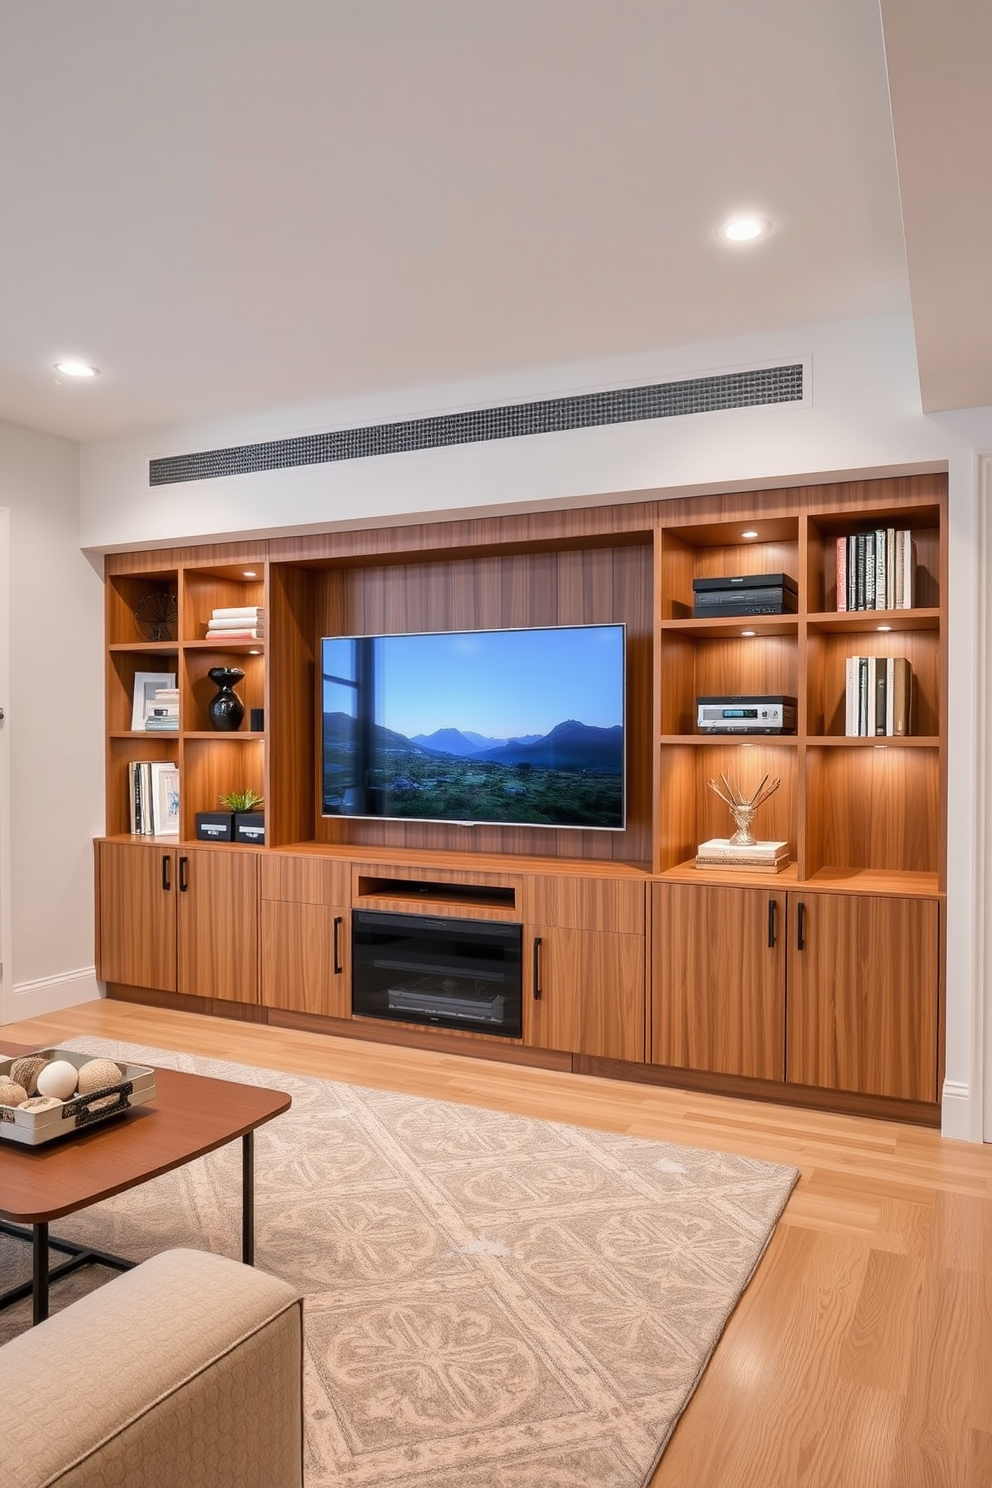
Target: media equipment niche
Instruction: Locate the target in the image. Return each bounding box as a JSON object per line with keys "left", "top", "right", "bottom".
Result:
{"left": 96, "top": 471, "right": 948, "bottom": 1126}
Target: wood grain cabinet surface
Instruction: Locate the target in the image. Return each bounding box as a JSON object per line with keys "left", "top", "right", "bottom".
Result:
{"left": 97, "top": 840, "right": 259, "bottom": 1005}
{"left": 652, "top": 882, "right": 787, "bottom": 1081}
{"left": 260, "top": 853, "right": 350, "bottom": 1017}
{"left": 786, "top": 891, "right": 939, "bottom": 1103}
{"left": 524, "top": 924, "right": 645, "bottom": 1063}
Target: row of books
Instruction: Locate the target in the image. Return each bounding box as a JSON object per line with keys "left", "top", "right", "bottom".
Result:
{"left": 845, "top": 656, "right": 913, "bottom": 737}
{"left": 204, "top": 605, "right": 264, "bottom": 641}
{"left": 836, "top": 530, "right": 914, "bottom": 611}
{"left": 128, "top": 760, "right": 180, "bottom": 836}
{"left": 145, "top": 686, "right": 178, "bottom": 731}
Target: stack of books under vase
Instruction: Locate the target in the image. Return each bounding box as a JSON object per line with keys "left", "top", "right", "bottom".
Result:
{"left": 695, "top": 838, "right": 790, "bottom": 872}
{"left": 204, "top": 606, "right": 264, "bottom": 641}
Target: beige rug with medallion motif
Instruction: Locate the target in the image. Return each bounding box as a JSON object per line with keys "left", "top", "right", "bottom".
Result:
{"left": 0, "top": 1039, "right": 798, "bottom": 1487}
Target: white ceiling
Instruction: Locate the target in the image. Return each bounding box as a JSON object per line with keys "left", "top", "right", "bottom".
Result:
{"left": 0, "top": 0, "right": 985, "bottom": 443}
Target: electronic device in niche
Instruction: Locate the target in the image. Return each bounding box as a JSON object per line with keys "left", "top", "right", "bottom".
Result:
{"left": 696, "top": 695, "right": 798, "bottom": 734}
{"left": 352, "top": 910, "right": 523, "bottom": 1038}
{"left": 692, "top": 572, "right": 798, "bottom": 617}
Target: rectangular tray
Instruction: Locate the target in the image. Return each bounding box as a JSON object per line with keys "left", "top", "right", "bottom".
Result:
{"left": 0, "top": 1048, "right": 156, "bottom": 1146}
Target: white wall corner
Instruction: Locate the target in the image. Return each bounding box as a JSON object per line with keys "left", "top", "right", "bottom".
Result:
{"left": 10, "top": 966, "right": 102, "bottom": 1020}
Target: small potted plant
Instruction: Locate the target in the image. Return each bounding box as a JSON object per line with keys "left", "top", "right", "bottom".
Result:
{"left": 221, "top": 788, "right": 265, "bottom": 846}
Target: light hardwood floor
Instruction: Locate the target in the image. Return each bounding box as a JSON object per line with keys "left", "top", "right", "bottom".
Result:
{"left": 4, "top": 998, "right": 991, "bottom": 1487}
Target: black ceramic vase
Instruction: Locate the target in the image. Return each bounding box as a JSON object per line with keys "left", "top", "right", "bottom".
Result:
{"left": 207, "top": 666, "right": 245, "bottom": 731}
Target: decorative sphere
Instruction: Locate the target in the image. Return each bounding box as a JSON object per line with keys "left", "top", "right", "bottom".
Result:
{"left": 76, "top": 1058, "right": 124, "bottom": 1095}
{"left": 0, "top": 1082, "right": 28, "bottom": 1106}
{"left": 10, "top": 1055, "right": 50, "bottom": 1096}
{"left": 36, "top": 1060, "right": 79, "bottom": 1100}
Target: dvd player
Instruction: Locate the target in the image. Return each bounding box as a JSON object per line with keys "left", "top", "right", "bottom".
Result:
{"left": 693, "top": 572, "right": 797, "bottom": 618}
{"left": 696, "top": 695, "right": 798, "bottom": 734}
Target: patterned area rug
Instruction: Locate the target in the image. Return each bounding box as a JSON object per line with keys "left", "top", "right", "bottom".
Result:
{"left": 0, "top": 1039, "right": 798, "bottom": 1487}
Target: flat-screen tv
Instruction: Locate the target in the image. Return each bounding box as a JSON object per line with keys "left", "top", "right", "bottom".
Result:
{"left": 321, "top": 623, "right": 625, "bottom": 830}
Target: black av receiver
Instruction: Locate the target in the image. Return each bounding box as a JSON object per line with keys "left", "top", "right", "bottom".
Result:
{"left": 693, "top": 572, "right": 798, "bottom": 618}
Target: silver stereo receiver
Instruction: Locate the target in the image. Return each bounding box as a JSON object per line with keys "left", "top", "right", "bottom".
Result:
{"left": 696, "top": 695, "right": 798, "bottom": 734}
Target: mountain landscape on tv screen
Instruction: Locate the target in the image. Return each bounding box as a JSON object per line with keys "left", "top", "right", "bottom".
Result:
{"left": 323, "top": 714, "right": 624, "bottom": 828}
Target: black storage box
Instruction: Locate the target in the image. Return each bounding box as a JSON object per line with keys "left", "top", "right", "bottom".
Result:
{"left": 234, "top": 812, "right": 265, "bottom": 845}
{"left": 195, "top": 811, "right": 235, "bottom": 842}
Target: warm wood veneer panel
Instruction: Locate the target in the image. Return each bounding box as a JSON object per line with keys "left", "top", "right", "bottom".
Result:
{"left": 786, "top": 893, "right": 939, "bottom": 1101}
{"left": 177, "top": 848, "right": 259, "bottom": 1003}
{"left": 525, "top": 927, "right": 645, "bottom": 1062}
{"left": 652, "top": 882, "right": 786, "bottom": 1080}
{"left": 97, "top": 840, "right": 177, "bottom": 992}
{"left": 261, "top": 853, "right": 351, "bottom": 906}
{"left": 260, "top": 899, "right": 350, "bottom": 1017}
{"left": 523, "top": 875, "right": 646, "bottom": 933}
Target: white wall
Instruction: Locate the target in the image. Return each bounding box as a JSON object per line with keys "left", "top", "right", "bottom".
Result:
{"left": 77, "top": 311, "right": 992, "bottom": 1139}
{"left": 0, "top": 421, "right": 104, "bottom": 1022}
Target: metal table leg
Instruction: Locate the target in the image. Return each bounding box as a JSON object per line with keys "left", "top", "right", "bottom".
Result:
{"left": 242, "top": 1130, "right": 254, "bottom": 1265}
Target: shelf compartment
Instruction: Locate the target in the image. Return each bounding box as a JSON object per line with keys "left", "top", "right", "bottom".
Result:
{"left": 804, "top": 745, "right": 940, "bottom": 878}
{"left": 805, "top": 627, "right": 940, "bottom": 739}
{"left": 106, "top": 651, "right": 179, "bottom": 735}
{"left": 660, "top": 615, "right": 799, "bottom": 640}
{"left": 659, "top": 630, "right": 799, "bottom": 736}
{"left": 181, "top": 736, "right": 265, "bottom": 841}
{"left": 181, "top": 565, "right": 265, "bottom": 643}
{"left": 806, "top": 608, "right": 940, "bottom": 635}
{"left": 657, "top": 741, "right": 798, "bottom": 873}
{"left": 107, "top": 736, "right": 179, "bottom": 838}
{"left": 107, "top": 571, "right": 178, "bottom": 647}
{"left": 805, "top": 505, "right": 941, "bottom": 616}
{"left": 659, "top": 522, "right": 800, "bottom": 621}
{"left": 183, "top": 649, "right": 265, "bottom": 733}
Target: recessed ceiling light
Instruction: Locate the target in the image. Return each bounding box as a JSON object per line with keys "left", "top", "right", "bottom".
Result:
{"left": 742, "top": 530, "right": 759, "bottom": 539}
{"left": 54, "top": 360, "right": 99, "bottom": 378}
{"left": 719, "top": 216, "right": 769, "bottom": 243}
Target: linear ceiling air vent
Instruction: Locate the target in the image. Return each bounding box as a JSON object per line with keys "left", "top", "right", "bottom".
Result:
{"left": 149, "top": 363, "right": 803, "bottom": 486}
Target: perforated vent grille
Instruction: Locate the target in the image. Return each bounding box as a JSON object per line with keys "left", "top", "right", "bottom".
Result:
{"left": 149, "top": 363, "right": 803, "bottom": 486}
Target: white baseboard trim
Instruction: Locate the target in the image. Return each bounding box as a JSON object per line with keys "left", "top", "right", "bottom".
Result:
{"left": 8, "top": 966, "right": 102, "bottom": 1021}
{"left": 940, "top": 1079, "right": 973, "bottom": 1141}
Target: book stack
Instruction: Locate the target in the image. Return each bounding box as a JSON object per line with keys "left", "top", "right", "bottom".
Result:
{"left": 144, "top": 687, "right": 179, "bottom": 730}
{"left": 845, "top": 656, "right": 913, "bottom": 736}
{"left": 835, "top": 529, "right": 915, "bottom": 611}
{"left": 128, "top": 760, "right": 180, "bottom": 836}
{"left": 205, "top": 606, "right": 264, "bottom": 641}
{"left": 695, "top": 839, "right": 789, "bottom": 872}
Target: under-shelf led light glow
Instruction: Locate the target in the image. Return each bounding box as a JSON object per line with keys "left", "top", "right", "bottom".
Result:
{"left": 877, "top": 624, "right": 892, "bottom": 631}
{"left": 741, "top": 630, "right": 756, "bottom": 637}
{"left": 243, "top": 570, "right": 257, "bottom": 577}
{"left": 742, "top": 530, "right": 759, "bottom": 539}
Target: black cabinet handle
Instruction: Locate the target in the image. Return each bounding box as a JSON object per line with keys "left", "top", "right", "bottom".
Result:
{"left": 767, "top": 898, "right": 776, "bottom": 948}
{"left": 179, "top": 855, "right": 189, "bottom": 893}
{"left": 797, "top": 900, "right": 806, "bottom": 951}
{"left": 162, "top": 855, "right": 171, "bottom": 892}
{"left": 333, "top": 915, "right": 343, "bottom": 975}
{"left": 533, "top": 936, "right": 543, "bottom": 1000}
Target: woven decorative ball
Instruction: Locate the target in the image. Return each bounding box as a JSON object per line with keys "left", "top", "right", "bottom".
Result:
{"left": 36, "top": 1060, "right": 79, "bottom": 1101}
{"left": 9, "top": 1055, "right": 50, "bottom": 1096}
{"left": 21, "top": 1095, "right": 62, "bottom": 1112}
{"left": 76, "top": 1058, "right": 124, "bottom": 1095}
{"left": 0, "top": 1082, "right": 28, "bottom": 1106}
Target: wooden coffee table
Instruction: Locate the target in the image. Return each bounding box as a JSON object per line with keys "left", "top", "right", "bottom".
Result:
{"left": 0, "top": 1042, "right": 291, "bottom": 1324}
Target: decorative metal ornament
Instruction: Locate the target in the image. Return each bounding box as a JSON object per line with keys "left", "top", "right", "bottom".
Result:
{"left": 134, "top": 591, "right": 178, "bottom": 642}
{"left": 706, "top": 773, "right": 780, "bottom": 847}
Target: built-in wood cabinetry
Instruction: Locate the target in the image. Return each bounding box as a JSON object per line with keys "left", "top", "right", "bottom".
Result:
{"left": 97, "top": 473, "right": 947, "bottom": 1122}
{"left": 96, "top": 840, "right": 258, "bottom": 1004}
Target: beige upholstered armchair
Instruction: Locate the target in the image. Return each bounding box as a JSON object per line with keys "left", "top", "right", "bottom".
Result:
{"left": 0, "top": 1248, "right": 304, "bottom": 1488}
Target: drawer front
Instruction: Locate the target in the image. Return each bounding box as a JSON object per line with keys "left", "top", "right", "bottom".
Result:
{"left": 523, "top": 875, "right": 645, "bottom": 934}
{"left": 261, "top": 854, "right": 351, "bottom": 906}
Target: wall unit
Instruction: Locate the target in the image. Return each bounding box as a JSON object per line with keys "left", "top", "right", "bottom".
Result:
{"left": 97, "top": 474, "right": 946, "bottom": 1123}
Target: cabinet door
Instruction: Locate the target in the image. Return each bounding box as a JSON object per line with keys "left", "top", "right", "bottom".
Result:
{"left": 652, "top": 883, "right": 786, "bottom": 1080}
{"left": 97, "top": 840, "right": 177, "bottom": 992}
{"left": 177, "top": 848, "right": 259, "bottom": 1003}
{"left": 260, "top": 902, "right": 350, "bottom": 1017}
{"left": 525, "top": 926, "right": 644, "bottom": 1062}
{"left": 786, "top": 893, "right": 939, "bottom": 1101}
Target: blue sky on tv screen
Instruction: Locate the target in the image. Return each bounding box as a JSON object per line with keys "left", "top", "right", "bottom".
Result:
{"left": 324, "top": 625, "right": 623, "bottom": 738}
